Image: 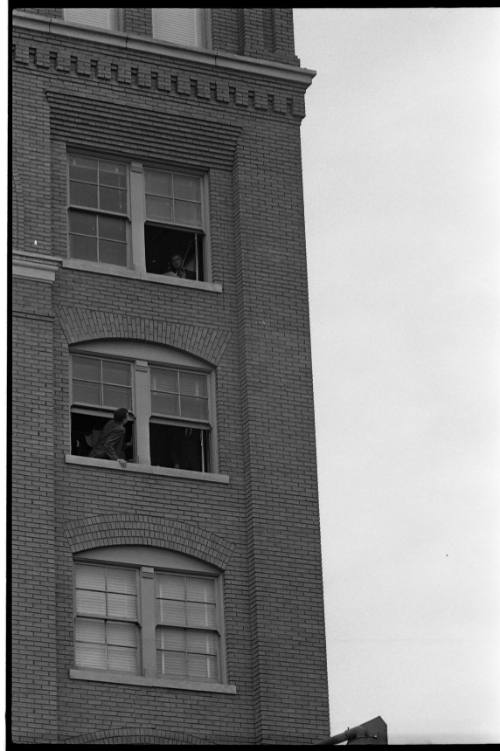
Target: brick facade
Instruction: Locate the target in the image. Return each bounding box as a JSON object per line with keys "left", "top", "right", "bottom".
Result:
{"left": 11, "top": 7, "right": 329, "bottom": 745}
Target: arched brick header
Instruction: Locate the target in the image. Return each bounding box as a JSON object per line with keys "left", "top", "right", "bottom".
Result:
{"left": 65, "top": 513, "right": 234, "bottom": 570}
{"left": 63, "top": 727, "right": 205, "bottom": 744}
{"left": 55, "top": 306, "right": 231, "bottom": 365}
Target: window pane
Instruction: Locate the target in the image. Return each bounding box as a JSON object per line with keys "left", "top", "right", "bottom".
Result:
{"left": 187, "top": 630, "right": 217, "bottom": 655}
{"left": 145, "top": 170, "right": 172, "bottom": 196}
{"left": 173, "top": 174, "right": 201, "bottom": 202}
{"left": 108, "top": 646, "right": 137, "bottom": 673}
{"left": 99, "top": 240, "right": 128, "bottom": 267}
{"left": 75, "top": 642, "right": 106, "bottom": 669}
{"left": 102, "top": 384, "right": 132, "bottom": 410}
{"left": 70, "top": 181, "right": 98, "bottom": 208}
{"left": 157, "top": 574, "right": 185, "bottom": 600}
{"left": 107, "top": 593, "right": 137, "bottom": 620}
{"left": 174, "top": 199, "right": 202, "bottom": 227}
{"left": 106, "top": 567, "right": 136, "bottom": 595}
{"left": 99, "top": 160, "right": 127, "bottom": 188}
{"left": 72, "top": 380, "right": 101, "bottom": 405}
{"left": 72, "top": 356, "right": 100, "bottom": 382}
{"left": 70, "top": 234, "right": 98, "bottom": 262}
{"left": 151, "top": 392, "right": 179, "bottom": 417}
{"left": 158, "top": 599, "right": 186, "bottom": 627}
{"left": 99, "top": 215, "right": 127, "bottom": 241}
{"left": 69, "top": 155, "right": 98, "bottom": 182}
{"left": 186, "top": 578, "right": 215, "bottom": 603}
{"left": 158, "top": 650, "right": 186, "bottom": 677}
{"left": 179, "top": 372, "right": 207, "bottom": 397}
{"left": 146, "top": 195, "right": 173, "bottom": 222}
{"left": 99, "top": 186, "right": 127, "bottom": 213}
{"left": 157, "top": 627, "right": 185, "bottom": 651}
{"left": 102, "top": 360, "right": 131, "bottom": 386}
{"left": 76, "top": 589, "right": 106, "bottom": 617}
{"left": 186, "top": 602, "right": 216, "bottom": 629}
{"left": 151, "top": 368, "right": 178, "bottom": 393}
{"left": 152, "top": 8, "right": 200, "bottom": 46}
{"left": 64, "top": 8, "right": 114, "bottom": 29}
{"left": 69, "top": 212, "right": 97, "bottom": 236}
{"left": 75, "top": 618, "right": 106, "bottom": 644}
{"left": 107, "top": 621, "right": 137, "bottom": 647}
{"left": 187, "top": 653, "right": 217, "bottom": 680}
{"left": 76, "top": 564, "right": 106, "bottom": 590}
{"left": 180, "top": 396, "right": 209, "bottom": 421}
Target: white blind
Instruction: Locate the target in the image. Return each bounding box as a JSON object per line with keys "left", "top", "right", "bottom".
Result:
{"left": 151, "top": 8, "right": 204, "bottom": 47}
{"left": 64, "top": 8, "right": 115, "bottom": 30}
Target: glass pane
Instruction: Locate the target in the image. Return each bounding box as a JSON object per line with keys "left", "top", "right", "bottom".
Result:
{"left": 186, "top": 602, "right": 216, "bottom": 629}
{"left": 187, "top": 653, "right": 216, "bottom": 680}
{"left": 157, "top": 574, "right": 185, "bottom": 600}
{"left": 75, "top": 618, "right": 106, "bottom": 644}
{"left": 151, "top": 392, "right": 179, "bottom": 417}
{"left": 72, "top": 356, "right": 100, "bottom": 382}
{"left": 186, "top": 578, "right": 215, "bottom": 603}
{"left": 102, "top": 384, "right": 131, "bottom": 410}
{"left": 99, "top": 240, "right": 128, "bottom": 267}
{"left": 180, "top": 395, "right": 209, "bottom": 421}
{"left": 99, "top": 215, "right": 127, "bottom": 241}
{"left": 157, "top": 627, "right": 185, "bottom": 651}
{"left": 72, "top": 380, "right": 101, "bottom": 405}
{"left": 106, "top": 567, "right": 136, "bottom": 595}
{"left": 102, "top": 360, "right": 131, "bottom": 386}
{"left": 70, "top": 181, "right": 98, "bottom": 208}
{"left": 70, "top": 234, "right": 98, "bottom": 262}
{"left": 108, "top": 646, "right": 137, "bottom": 673}
{"left": 145, "top": 170, "right": 172, "bottom": 196}
{"left": 76, "top": 564, "right": 106, "bottom": 590}
{"left": 76, "top": 589, "right": 106, "bottom": 617}
{"left": 107, "top": 593, "right": 137, "bottom": 620}
{"left": 69, "top": 211, "right": 97, "bottom": 235}
{"left": 69, "top": 155, "right": 98, "bottom": 182}
{"left": 106, "top": 621, "right": 136, "bottom": 647}
{"left": 174, "top": 199, "right": 202, "bottom": 227}
{"left": 151, "top": 368, "right": 178, "bottom": 393}
{"left": 75, "top": 642, "right": 106, "bottom": 669}
{"left": 158, "top": 599, "right": 186, "bottom": 627}
{"left": 187, "top": 630, "right": 217, "bottom": 655}
{"left": 99, "top": 186, "right": 127, "bottom": 213}
{"left": 179, "top": 372, "right": 207, "bottom": 397}
{"left": 64, "top": 8, "right": 113, "bottom": 29}
{"left": 99, "top": 160, "right": 127, "bottom": 188}
{"left": 146, "top": 195, "right": 173, "bottom": 222}
{"left": 173, "top": 173, "right": 201, "bottom": 202}
{"left": 159, "top": 651, "right": 186, "bottom": 677}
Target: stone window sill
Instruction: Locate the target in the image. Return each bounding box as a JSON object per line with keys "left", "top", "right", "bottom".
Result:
{"left": 65, "top": 455, "right": 230, "bottom": 484}
{"left": 61, "top": 258, "right": 222, "bottom": 293}
{"left": 69, "top": 668, "right": 236, "bottom": 694}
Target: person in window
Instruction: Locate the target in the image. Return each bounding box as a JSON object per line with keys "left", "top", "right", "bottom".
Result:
{"left": 165, "top": 252, "right": 195, "bottom": 280}
{"left": 89, "top": 407, "right": 129, "bottom": 468}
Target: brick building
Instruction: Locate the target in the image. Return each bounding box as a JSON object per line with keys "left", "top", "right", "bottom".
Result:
{"left": 11, "top": 7, "right": 330, "bottom": 745}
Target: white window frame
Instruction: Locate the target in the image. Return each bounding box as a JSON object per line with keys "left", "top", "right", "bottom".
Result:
{"left": 71, "top": 546, "right": 232, "bottom": 692}
{"left": 151, "top": 8, "right": 210, "bottom": 49}
{"left": 69, "top": 341, "right": 219, "bottom": 474}
{"left": 67, "top": 152, "right": 212, "bottom": 283}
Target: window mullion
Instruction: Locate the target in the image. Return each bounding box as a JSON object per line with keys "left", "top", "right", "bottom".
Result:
{"left": 130, "top": 162, "right": 146, "bottom": 272}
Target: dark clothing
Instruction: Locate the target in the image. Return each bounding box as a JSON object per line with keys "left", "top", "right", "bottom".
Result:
{"left": 89, "top": 419, "right": 126, "bottom": 460}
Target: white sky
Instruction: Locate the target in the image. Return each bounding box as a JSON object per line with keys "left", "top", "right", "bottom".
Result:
{"left": 294, "top": 7, "right": 500, "bottom": 745}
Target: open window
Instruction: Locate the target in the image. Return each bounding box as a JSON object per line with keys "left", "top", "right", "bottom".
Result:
{"left": 69, "top": 342, "right": 217, "bottom": 473}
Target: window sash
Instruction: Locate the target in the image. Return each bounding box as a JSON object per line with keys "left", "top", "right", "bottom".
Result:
{"left": 64, "top": 8, "right": 117, "bottom": 30}
{"left": 72, "top": 355, "right": 133, "bottom": 411}
{"left": 151, "top": 8, "right": 206, "bottom": 48}
{"left": 150, "top": 366, "right": 209, "bottom": 421}
{"left": 145, "top": 169, "right": 203, "bottom": 229}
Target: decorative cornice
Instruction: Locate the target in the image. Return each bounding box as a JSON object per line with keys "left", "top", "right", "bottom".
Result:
{"left": 12, "top": 13, "right": 311, "bottom": 119}
{"left": 12, "top": 250, "right": 63, "bottom": 283}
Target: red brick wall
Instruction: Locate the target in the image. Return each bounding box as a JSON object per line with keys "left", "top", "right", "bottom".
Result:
{"left": 11, "top": 9, "right": 328, "bottom": 745}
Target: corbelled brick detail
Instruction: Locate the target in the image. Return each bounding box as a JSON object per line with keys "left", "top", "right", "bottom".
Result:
{"left": 55, "top": 306, "right": 231, "bottom": 366}
{"left": 64, "top": 514, "right": 234, "bottom": 570}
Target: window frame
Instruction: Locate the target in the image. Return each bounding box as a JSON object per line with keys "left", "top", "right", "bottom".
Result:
{"left": 66, "top": 152, "right": 212, "bottom": 283}
{"left": 69, "top": 341, "right": 219, "bottom": 475}
{"left": 71, "top": 547, "right": 232, "bottom": 691}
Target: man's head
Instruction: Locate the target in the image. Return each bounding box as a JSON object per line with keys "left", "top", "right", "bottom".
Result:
{"left": 170, "top": 253, "right": 183, "bottom": 270}
{"left": 113, "top": 407, "right": 129, "bottom": 425}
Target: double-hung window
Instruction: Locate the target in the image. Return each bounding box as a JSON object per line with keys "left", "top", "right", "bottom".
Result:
{"left": 152, "top": 8, "right": 209, "bottom": 48}
{"left": 72, "top": 547, "right": 229, "bottom": 689}
{"left": 70, "top": 342, "right": 216, "bottom": 473}
{"left": 67, "top": 155, "right": 208, "bottom": 282}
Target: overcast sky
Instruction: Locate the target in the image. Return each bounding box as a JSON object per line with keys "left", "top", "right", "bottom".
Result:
{"left": 294, "top": 7, "right": 500, "bottom": 744}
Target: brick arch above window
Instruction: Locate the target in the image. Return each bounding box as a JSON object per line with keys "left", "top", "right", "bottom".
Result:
{"left": 64, "top": 513, "right": 234, "bottom": 570}
{"left": 56, "top": 305, "right": 230, "bottom": 365}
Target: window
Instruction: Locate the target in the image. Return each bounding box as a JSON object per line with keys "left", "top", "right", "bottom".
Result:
{"left": 70, "top": 342, "right": 216, "bottom": 473}
{"left": 63, "top": 8, "right": 117, "bottom": 30}
{"left": 73, "top": 547, "right": 227, "bottom": 687}
{"left": 67, "top": 155, "right": 208, "bottom": 281}
{"left": 152, "top": 8, "right": 208, "bottom": 48}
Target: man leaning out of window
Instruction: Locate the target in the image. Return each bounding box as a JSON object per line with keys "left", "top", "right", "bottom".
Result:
{"left": 89, "top": 407, "right": 129, "bottom": 468}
